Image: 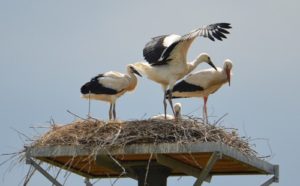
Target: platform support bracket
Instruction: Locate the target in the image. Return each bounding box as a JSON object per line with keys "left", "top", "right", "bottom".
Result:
{"left": 193, "top": 152, "right": 222, "bottom": 186}
{"left": 25, "top": 150, "right": 63, "bottom": 186}
{"left": 156, "top": 154, "right": 211, "bottom": 182}
{"left": 261, "top": 165, "right": 279, "bottom": 186}
{"left": 95, "top": 155, "right": 137, "bottom": 180}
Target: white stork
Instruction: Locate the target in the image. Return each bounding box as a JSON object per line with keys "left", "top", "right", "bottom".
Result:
{"left": 81, "top": 64, "right": 142, "bottom": 120}
{"left": 134, "top": 23, "right": 231, "bottom": 118}
{"left": 151, "top": 102, "right": 182, "bottom": 121}
{"left": 168, "top": 59, "right": 233, "bottom": 123}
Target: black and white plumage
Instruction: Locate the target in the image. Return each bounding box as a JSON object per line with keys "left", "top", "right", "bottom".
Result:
{"left": 81, "top": 64, "right": 142, "bottom": 120}
{"left": 134, "top": 53, "right": 216, "bottom": 120}
{"left": 168, "top": 59, "right": 233, "bottom": 122}
{"left": 134, "top": 23, "right": 231, "bottom": 118}
{"left": 143, "top": 23, "right": 231, "bottom": 66}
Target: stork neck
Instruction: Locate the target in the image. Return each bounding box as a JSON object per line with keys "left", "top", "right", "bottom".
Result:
{"left": 127, "top": 71, "right": 138, "bottom": 91}
{"left": 187, "top": 59, "right": 202, "bottom": 74}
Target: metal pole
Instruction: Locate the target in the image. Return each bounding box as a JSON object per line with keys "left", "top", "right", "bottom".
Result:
{"left": 131, "top": 165, "right": 171, "bottom": 186}
{"left": 84, "top": 178, "right": 93, "bottom": 186}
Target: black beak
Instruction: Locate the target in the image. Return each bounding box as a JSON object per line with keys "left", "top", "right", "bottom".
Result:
{"left": 208, "top": 61, "right": 217, "bottom": 71}
{"left": 132, "top": 68, "right": 142, "bottom": 77}
{"left": 226, "top": 67, "right": 231, "bottom": 86}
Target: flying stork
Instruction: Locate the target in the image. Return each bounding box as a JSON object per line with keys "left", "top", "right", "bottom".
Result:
{"left": 134, "top": 23, "right": 231, "bottom": 118}
{"left": 168, "top": 59, "right": 233, "bottom": 123}
{"left": 80, "top": 64, "right": 142, "bottom": 120}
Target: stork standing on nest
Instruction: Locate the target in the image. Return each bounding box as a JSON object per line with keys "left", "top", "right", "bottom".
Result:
{"left": 133, "top": 23, "right": 231, "bottom": 119}
{"left": 168, "top": 59, "right": 233, "bottom": 123}
{"left": 151, "top": 102, "right": 182, "bottom": 121}
{"left": 81, "top": 64, "right": 142, "bottom": 120}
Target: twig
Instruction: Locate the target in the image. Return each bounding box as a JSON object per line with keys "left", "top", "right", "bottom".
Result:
{"left": 214, "top": 113, "right": 229, "bottom": 125}
{"left": 144, "top": 152, "right": 153, "bottom": 186}
{"left": 10, "top": 127, "right": 31, "bottom": 142}
{"left": 66, "top": 110, "right": 86, "bottom": 121}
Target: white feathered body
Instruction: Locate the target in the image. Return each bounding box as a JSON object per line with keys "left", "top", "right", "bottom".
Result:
{"left": 172, "top": 66, "right": 231, "bottom": 98}
{"left": 81, "top": 70, "right": 138, "bottom": 103}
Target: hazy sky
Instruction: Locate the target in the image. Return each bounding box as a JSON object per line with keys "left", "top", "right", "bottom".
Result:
{"left": 1, "top": 1, "right": 299, "bottom": 185}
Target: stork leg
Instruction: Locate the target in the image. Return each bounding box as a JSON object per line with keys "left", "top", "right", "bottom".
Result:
{"left": 109, "top": 103, "right": 113, "bottom": 120}
{"left": 112, "top": 103, "right": 116, "bottom": 120}
{"left": 167, "top": 89, "right": 176, "bottom": 116}
{"left": 203, "top": 96, "right": 208, "bottom": 124}
{"left": 163, "top": 91, "right": 168, "bottom": 119}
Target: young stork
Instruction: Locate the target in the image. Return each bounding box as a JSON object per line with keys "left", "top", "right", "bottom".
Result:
{"left": 134, "top": 23, "right": 231, "bottom": 118}
{"left": 168, "top": 59, "right": 233, "bottom": 123}
{"left": 80, "top": 64, "right": 142, "bottom": 120}
{"left": 151, "top": 102, "right": 182, "bottom": 121}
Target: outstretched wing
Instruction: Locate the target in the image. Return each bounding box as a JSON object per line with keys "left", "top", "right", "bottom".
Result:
{"left": 143, "top": 34, "right": 181, "bottom": 65}
{"left": 182, "top": 23, "right": 232, "bottom": 41}
{"left": 143, "top": 23, "right": 232, "bottom": 66}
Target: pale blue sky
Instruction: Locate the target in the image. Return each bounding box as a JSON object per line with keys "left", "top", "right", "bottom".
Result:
{"left": 1, "top": 1, "right": 299, "bottom": 185}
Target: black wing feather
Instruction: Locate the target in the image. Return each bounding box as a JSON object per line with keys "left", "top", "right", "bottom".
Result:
{"left": 217, "top": 31, "right": 227, "bottom": 39}
{"left": 207, "top": 31, "right": 215, "bottom": 41}
{"left": 143, "top": 35, "right": 168, "bottom": 64}
{"left": 182, "top": 22, "right": 231, "bottom": 42}
{"left": 81, "top": 74, "right": 119, "bottom": 95}
{"left": 211, "top": 30, "right": 223, "bottom": 41}
{"left": 165, "top": 80, "right": 204, "bottom": 99}
{"left": 217, "top": 27, "right": 230, "bottom": 34}
{"left": 218, "top": 23, "right": 232, "bottom": 29}
{"left": 173, "top": 80, "right": 204, "bottom": 93}
{"left": 143, "top": 22, "right": 231, "bottom": 65}
{"left": 153, "top": 40, "right": 181, "bottom": 65}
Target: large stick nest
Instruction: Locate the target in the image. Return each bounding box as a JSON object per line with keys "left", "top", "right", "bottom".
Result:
{"left": 33, "top": 117, "right": 257, "bottom": 157}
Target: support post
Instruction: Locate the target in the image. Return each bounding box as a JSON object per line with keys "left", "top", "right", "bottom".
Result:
{"left": 193, "top": 152, "right": 221, "bottom": 186}
{"left": 131, "top": 164, "right": 171, "bottom": 186}
{"left": 84, "top": 178, "right": 93, "bottom": 186}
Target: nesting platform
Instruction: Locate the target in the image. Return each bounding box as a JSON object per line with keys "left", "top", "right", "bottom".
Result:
{"left": 24, "top": 119, "right": 279, "bottom": 185}
{"left": 25, "top": 142, "right": 278, "bottom": 186}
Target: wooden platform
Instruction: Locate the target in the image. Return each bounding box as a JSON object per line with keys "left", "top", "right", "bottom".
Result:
{"left": 25, "top": 142, "right": 279, "bottom": 185}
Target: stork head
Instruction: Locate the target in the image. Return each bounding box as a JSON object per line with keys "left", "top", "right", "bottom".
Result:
{"left": 127, "top": 64, "right": 142, "bottom": 77}
{"left": 196, "top": 53, "right": 217, "bottom": 71}
{"left": 174, "top": 102, "right": 182, "bottom": 121}
{"left": 223, "top": 59, "right": 233, "bottom": 86}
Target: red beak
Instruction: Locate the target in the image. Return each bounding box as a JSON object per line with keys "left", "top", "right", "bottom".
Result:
{"left": 226, "top": 68, "right": 231, "bottom": 86}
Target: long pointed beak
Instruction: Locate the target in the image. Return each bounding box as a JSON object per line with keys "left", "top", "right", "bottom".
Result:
{"left": 226, "top": 68, "right": 231, "bottom": 86}
{"left": 133, "top": 68, "right": 142, "bottom": 77}
{"left": 208, "top": 61, "right": 217, "bottom": 71}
